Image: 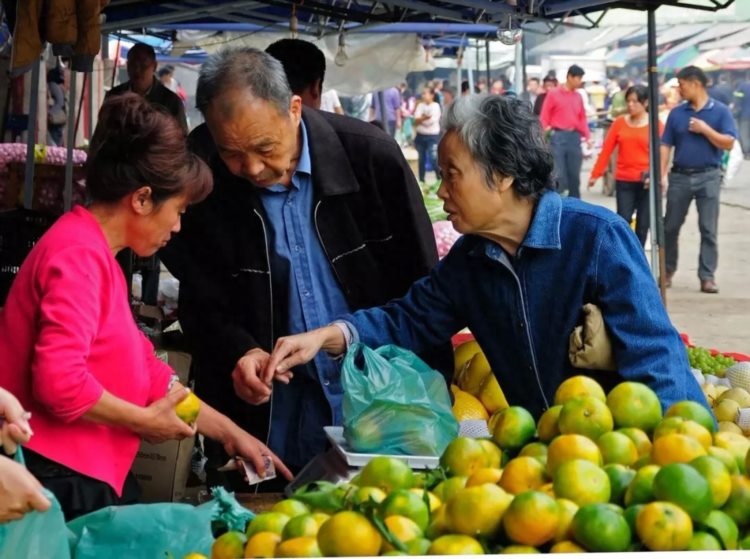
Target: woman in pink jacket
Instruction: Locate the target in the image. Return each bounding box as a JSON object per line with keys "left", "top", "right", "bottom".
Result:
{"left": 0, "top": 93, "right": 290, "bottom": 519}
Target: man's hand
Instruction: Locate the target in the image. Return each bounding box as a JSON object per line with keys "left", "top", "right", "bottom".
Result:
{"left": 134, "top": 388, "right": 196, "bottom": 444}
{"left": 0, "top": 388, "right": 33, "bottom": 454}
{"left": 265, "top": 326, "right": 345, "bottom": 382}
{"left": 0, "top": 456, "right": 51, "bottom": 523}
{"left": 587, "top": 177, "right": 597, "bottom": 190}
{"left": 232, "top": 348, "right": 281, "bottom": 405}
{"left": 223, "top": 427, "right": 293, "bottom": 482}
{"left": 688, "top": 117, "right": 710, "bottom": 135}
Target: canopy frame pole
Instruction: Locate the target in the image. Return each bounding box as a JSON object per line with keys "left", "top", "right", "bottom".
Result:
{"left": 63, "top": 70, "right": 77, "bottom": 213}
{"left": 647, "top": 8, "right": 667, "bottom": 305}
{"left": 485, "top": 39, "right": 491, "bottom": 87}
{"left": 23, "top": 61, "right": 41, "bottom": 210}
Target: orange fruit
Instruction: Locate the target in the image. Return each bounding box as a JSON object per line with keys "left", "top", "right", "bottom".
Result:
{"left": 272, "top": 499, "right": 310, "bottom": 518}
{"left": 491, "top": 406, "right": 536, "bottom": 450}
{"left": 211, "top": 531, "right": 246, "bottom": 559}
{"left": 546, "top": 434, "right": 602, "bottom": 477}
{"left": 275, "top": 536, "right": 322, "bottom": 558}
{"left": 537, "top": 406, "right": 562, "bottom": 443}
{"left": 665, "top": 401, "right": 716, "bottom": 433}
{"left": 282, "top": 515, "right": 321, "bottom": 540}
{"left": 478, "top": 438, "right": 505, "bottom": 469}
{"left": 708, "top": 445, "right": 740, "bottom": 474}
{"left": 466, "top": 467, "right": 503, "bottom": 487}
{"left": 553, "top": 498, "right": 579, "bottom": 543}
{"left": 445, "top": 483, "right": 513, "bottom": 538}
{"left": 440, "top": 437, "right": 488, "bottom": 476}
{"left": 380, "top": 515, "right": 422, "bottom": 553}
{"left": 354, "top": 486, "right": 387, "bottom": 505}
{"left": 175, "top": 391, "right": 201, "bottom": 424}
{"left": 549, "top": 541, "right": 586, "bottom": 553}
{"left": 604, "top": 464, "right": 636, "bottom": 505}
{"left": 713, "top": 432, "right": 750, "bottom": 474}
{"left": 700, "top": 509, "right": 739, "bottom": 550}
{"left": 624, "top": 464, "right": 660, "bottom": 506}
{"left": 380, "top": 489, "right": 430, "bottom": 530}
{"left": 499, "top": 456, "right": 546, "bottom": 495}
{"left": 519, "top": 441, "right": 548, "bottom": 465}
{"left": 558, "top": 396, "right": 613, "bottom": 440}
{"left": 451, "top": 385, "right": 490, "bottom": 421}
{"left": 571, "top": 503, "right": 631, "bottom": 552}
{"left": 552, "top": 459, "right": 610, "bottom": 506}
{"left": 688, "top": 531, "right": 723, "bottom": 550}
{"left": 244, "top": 532, "right": 281, "bottom": 559}
{"left": 246, "top": 512, "right": 291, "bottom": 538}
{"left": 432, "top": 476, "right": 467, "bottom": 504}
{"left": 653, "top": 417, "right": 712, "bottom": 449}
{"left": 636, "top": 501, "right": 693, "bottom": 551}
{"left": 477, "top": 373, "right": 509, "bottom": 414}
{"left": 502, "top": 491, "right": 559, "bottom": 547}
{"left": 408, "top": 488, "right": 441, "bottom": 512}
{"left": 428, "top": 535, "right": 484, "bottom": 555}
{"left": 606, "top": 382, "right": 662, "bottom": 433}
{"left": 652, "top": 463, "right": 713, "bottom": 521}
{"left": 617, "top": 427, "right": 652, "bottom": 458}
{"left": 404, "top": 537, "right": 432, "bottom": 555}
{"left": 554, "top": 376, "right": 606, "bottom": 405}
{"left": 500, "top": 545, "right": 540, "bottom": 553}
{"left": 721, "top": 475, "right": 750, "bottom": 527}
{"left": 317, "top": 511, "right": 381, "bottom": 557}
{"left": 651, "top": 433, "right": 707, "bottom": 465}
{"left": 597, "top": 431, "right": 638, "bottom": 466}
{"left": 690, "top": 455, "right": 732, "bottom": 508}
{"left": 359, "top": 456, "right": 414, "bottom": 492}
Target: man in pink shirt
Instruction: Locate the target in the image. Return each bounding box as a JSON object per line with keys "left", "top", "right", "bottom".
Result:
{"left": 539, "top": 64, "right": 591, "bottom": 198}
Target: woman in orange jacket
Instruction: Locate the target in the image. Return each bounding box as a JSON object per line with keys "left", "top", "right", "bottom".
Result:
{"left": 588, "top": 85, "right": 663, "bottom": 247}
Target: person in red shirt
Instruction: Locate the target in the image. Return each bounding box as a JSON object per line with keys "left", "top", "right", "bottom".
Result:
{"left": 588, "top": 85, "right": 663, "bottom": 247}
{"left": 540, "top": 64, "right": 591, "bottom": 198}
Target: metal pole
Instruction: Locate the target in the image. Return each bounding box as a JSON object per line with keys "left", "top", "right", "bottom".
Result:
{"left": 514, "top": 40, "right": 523, "bottom": 97}
{"left": 377, "top": 91, "right": 389, "bottom": 135}
{"left": 23, "top": 61, "right": 41, "bottom": 210}
{"left": 64, "top": 70, "right": 77, "bottom": 213}
{"left": 521, "top": 31, "right": 529, "bottom": 103}
{"left": 485, "top": 40, "right": 491, "bottom": 89}
{"left": 647, "top": 8, "right": 666, "bottom": 305}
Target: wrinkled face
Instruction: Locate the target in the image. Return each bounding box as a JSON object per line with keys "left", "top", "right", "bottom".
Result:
{"left": 205, "top": 89, "right": 303, "bottom": 188}
{"left": 131, "top": 192, "right": 188, "bottom": 257}
{"left": 127, "top": 54, "right": 157, "bottom": 94}
{"left": 626, "top": 92, "right": 647, "bottom": 117}
{"left": 437, "top": 131, "right": 505, "bottom": 235}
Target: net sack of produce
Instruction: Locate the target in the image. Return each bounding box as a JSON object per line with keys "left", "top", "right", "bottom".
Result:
{"left": 0, "top": 450, "right": 71, "bottom": 559}
{"left": 342, "top": 343, "right": 459, "bottom": 456}
{"left": 67, "top": 486, "right": 251, "bottom": 558}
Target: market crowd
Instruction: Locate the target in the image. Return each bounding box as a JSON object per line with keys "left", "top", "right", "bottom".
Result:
{"left": 1, "top": 39, "right": 719, "bottom": 522}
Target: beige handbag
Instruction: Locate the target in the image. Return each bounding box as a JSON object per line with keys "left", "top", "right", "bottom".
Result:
{"left": 569, "top": 303, "right": 617, "bottom": 371}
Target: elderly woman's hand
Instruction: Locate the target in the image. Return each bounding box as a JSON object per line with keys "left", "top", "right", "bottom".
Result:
{"left": 0, "top": 455, "right": 51, "bottom": 523}
{"left": 133, "top": 388, "right": 196, "bottom": 444}
{"left": 0, "top": 388, "right": 33, "bottom": 454}
{"left": 264, "top": 325, "right": 346, "bottom": 383}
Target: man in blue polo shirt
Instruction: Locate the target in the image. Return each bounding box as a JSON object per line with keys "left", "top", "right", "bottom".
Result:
{"left": 660, "top": 66, "right": 736, "bottom": 294}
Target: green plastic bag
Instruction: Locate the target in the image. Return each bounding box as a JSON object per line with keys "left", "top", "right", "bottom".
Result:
{"left": 0, "top": 449, "right": 71, "bottom": 559}
{"left": 67, "top": 486, "right": 252, "bottom": 559}
{"left": 342, "top": 343, "right": 459, "bottom": 456}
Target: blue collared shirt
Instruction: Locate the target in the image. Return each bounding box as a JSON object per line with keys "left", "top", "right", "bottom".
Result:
{"left": 258, "top": 121, "right": 350, "bottom": 467}
{"left": 344, "top": 191, "right": 708, "bottom": 418}
{"left": 661, "top": 98, "right": 736, "bottom": 168}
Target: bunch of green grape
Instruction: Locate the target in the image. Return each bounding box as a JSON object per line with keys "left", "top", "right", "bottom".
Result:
{"left": 686, "top": 345, "right": 736, "bottom": 377}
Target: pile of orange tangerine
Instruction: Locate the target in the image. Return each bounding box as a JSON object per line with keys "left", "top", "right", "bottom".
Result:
{"left": 202, "top": 375, "right": 750, "bottom": 557}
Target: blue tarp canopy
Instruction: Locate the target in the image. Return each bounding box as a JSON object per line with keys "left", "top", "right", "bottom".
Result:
{"left": 101, "top": 1, "right": 736, "bottom": 36}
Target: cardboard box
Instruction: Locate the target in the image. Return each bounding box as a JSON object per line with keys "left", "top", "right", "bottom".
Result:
{"left": 131, "top": 350, "right": 194, "bottom": 503}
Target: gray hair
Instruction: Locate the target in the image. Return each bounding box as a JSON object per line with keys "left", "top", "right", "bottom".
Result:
{"left": 441, "top": 94, "right": 553, "bottom": 198}
{"left": 196, "top": 47, "right": 292, "bottom": 115}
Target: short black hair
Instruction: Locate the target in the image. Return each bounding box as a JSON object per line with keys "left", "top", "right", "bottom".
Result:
{"left": 265, "top": 39, "right": 326, "bottom": 95}
{"left": 461, "top": 80, "right": 470, "bottom": 93}
{"left": 127, "top": 43, "right": 156, "bottom": 62}
{"left": 528, "top": 77, "right": 540, "bottom": 85}
{"left": 676, "top": 65, "right": 708, "bottom": 87}
{"left": 567, "top": 64, "right": 585, "bottom": 78}
{"left": 625, "top": 85, "right": 649, "bottom": 108}
{"left": 618, "top": 78, "right": 630, "bottom": 91}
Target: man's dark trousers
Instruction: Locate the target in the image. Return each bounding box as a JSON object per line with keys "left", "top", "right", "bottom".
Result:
{"left": 550, "top": 129, "right": 583, "bottom": 198}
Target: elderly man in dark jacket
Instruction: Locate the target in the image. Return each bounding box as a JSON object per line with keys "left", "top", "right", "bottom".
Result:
{"left": 160, "top": 47, "right": 450, "bottom": 488}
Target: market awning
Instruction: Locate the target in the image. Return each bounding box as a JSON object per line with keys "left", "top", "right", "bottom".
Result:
{"left": 529, "top": 25, "right": 641, "bottom": 55}
{"left": 656, "top": 22, "right": 750, "bottom": 66}
{"left": 699, "top": 24, "right": 750, "bottom": 50}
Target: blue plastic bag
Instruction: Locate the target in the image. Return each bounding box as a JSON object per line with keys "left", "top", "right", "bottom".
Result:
{"left": 342, "top": 343, "right": 459, "bottom": 456}
{"left": 0, "top": 449, "right": 71, "bottom": 559}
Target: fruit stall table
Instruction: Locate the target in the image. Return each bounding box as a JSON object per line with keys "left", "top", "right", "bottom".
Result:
{"left": 236, "top": 493, "right": 285, "bottom": 514}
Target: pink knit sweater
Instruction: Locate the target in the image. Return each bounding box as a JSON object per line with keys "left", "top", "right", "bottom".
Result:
{"left": 0, "top": 206, "right": 171, "bottom": 495}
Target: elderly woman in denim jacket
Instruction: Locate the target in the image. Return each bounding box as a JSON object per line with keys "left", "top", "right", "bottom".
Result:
{"left": 262, "top": 94, "right": 707, "bottom": 418}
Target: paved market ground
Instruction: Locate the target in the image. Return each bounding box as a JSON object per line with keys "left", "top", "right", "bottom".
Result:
{"left": 407, "top": 149, "right": 750, "bottom": 354}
